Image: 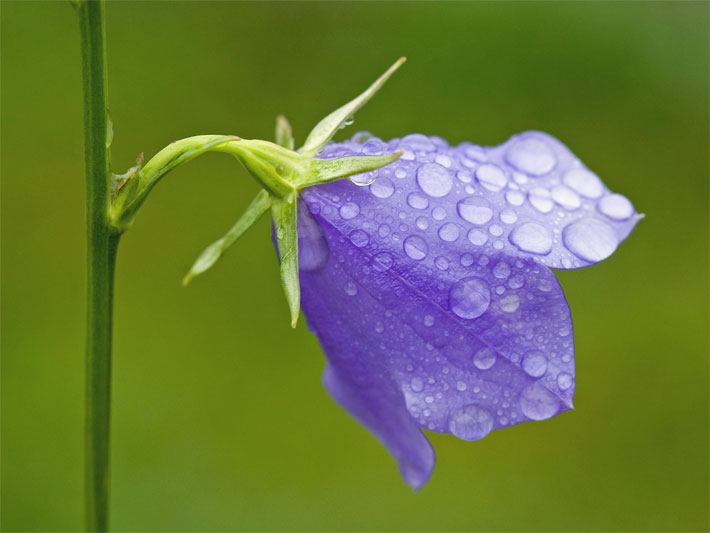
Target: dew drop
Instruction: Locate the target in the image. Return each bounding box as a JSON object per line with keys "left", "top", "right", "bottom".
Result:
{"left": 403, "top": 235, "right": 428, "bottom": 261}
{"left": 339, "top": 202, "right": 360, "bottom": 220}
{"left": 449, "top": 277, "right": 491, "bottom": 319}
{"left": 370, "top": 177, "right": 395, "bottom": 198}
{"left": 350, "top": 229, "right": 369, "bottom": 248}
{"left": 519, "top": 382, "right": 560, "bottom": 420}
{"left": 493, "top": 261, "right": 511, "bottom": 279}
{"left": 460, "top": 253, "right": 474, "bottom": 267}
{"left": 552, "top": 185, "right": 582, "bottom": 210}
{"left": 424, "top": 315, "right": 435, "bottom": 327}
{"left": 435, "top": 154, "right": 452, "bottom": 167}
{"left": 500, "top": 208, "right": 518, "bottom": 224}
{"left": 499, "top": 294, "right": 520, "bottom": 313}
{"left": 598, "top": 194, "right": 634, "bottom": 221}
{"left": 475, "top": 164, "right": 507, "bottom": 192}
{"left": 373, "top": 252, "right": 393, "bottom": 272}
{"left": 435, "top": 256, "right": 450, "bottom": 270}
{"left": 473, "top": 347, "right": 497, "bottom": 370}
{"left": 402, "top": 133, "right": 436, "bottom": 152}
{"left": 468, "top": 229, "right": 488, "bottom": 246}
{"left": 522, "top": 350, "right": 548, "bottom": 377}
{"left": 407, "top": 193, "right": 429, "bottom": 210}
{"left": 457, "top": 196, "right": 493, "bottom": 225}
{"left": 349, "top": 171, "right": 378, "bottom": 186}
{"left": 529, "top": 187, "right": 554, "bottom": 213}
{"left": 489, "top": 223, "right": 503, "bottom": 237}
{"left": 563, "top": 168, "right": 603, "bottom": 198}
{"left": 395, "top": 168, "right": 407, "bottom": 179}
{"left": 562, "top": 218, "right": 618, "bottom": 262}
{"left": 509, "top": 222, "right": 553, "bottom": 255}
{"left": 416, "top": 217, "right": 429, "bottom": 230}
{"left": 505, "top": 190, "right": 525, "bottom": 206}
{"left": 378, "top": 223, "right": 391, "bottom": 238}
{"left": 506, "top": 137, "right": 556, "bottom": 176}
{"left": 416, "top": 163, "right": 453, "bottom": 198}
{"left": 557, "top": 373, "right": 573, "bottom": 391}
{"left": 344, "top": 281, "right": 358, "bottom": 296}
{"left": 438, "top": 223, "right": 460, "bottom": 242}
{"left": 411, "top": 377, "right": 424, "bottom": 392}
{"left": 432, "top": 206, "right": 447, "bottom": 220}
{"left": 456, "top": 381, "right": 468, "bottom": 391}
{"left": 448, "top": 404, "right": 494, "bottom": 441}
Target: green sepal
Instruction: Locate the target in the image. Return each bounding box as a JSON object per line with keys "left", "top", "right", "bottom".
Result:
{"left": 275, "top": 115, "right": 295, "bottom": 150}
{"left": 300, "top": 57, "right": 406, "bottom": 156}
{"left": 271, "top": 193, "right": 300, "bottom": 327}
{"left": 182, "top": 189, "right": 272, "bottom": 286}
{"left": 300, "top": 151, "right": 403, "bottom": 188}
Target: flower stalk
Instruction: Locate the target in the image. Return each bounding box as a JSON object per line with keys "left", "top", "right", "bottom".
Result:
{"left": 76, "top": 0, "right": 115, "bottom": 530}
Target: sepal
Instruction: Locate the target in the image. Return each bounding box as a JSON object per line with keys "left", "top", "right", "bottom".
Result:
{"left": 271, "top": 193, "right": 300, "bottom": 327}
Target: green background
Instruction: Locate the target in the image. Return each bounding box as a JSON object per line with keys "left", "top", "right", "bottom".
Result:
{"left": 2, "top": 1, "right": 708, "bottom": 531}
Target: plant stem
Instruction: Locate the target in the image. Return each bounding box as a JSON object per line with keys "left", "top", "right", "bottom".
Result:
{"left": 77, "top": 0, "right": 116, "bottom": 530}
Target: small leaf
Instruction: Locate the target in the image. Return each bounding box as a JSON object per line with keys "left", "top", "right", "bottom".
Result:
{"left": 301, "top": 151, "right": 403, "bottom": 188}
{"left": 271, "top": 193, "right": 300, "bottom": 327}
{"left": 275, "top": 115, "right": 295, "bottom": 150}
{"left": 183, "top": 190, "right": 272, "bottom": 286}
{"left": 300, "top": 57, "right": 406, "bottom": 156}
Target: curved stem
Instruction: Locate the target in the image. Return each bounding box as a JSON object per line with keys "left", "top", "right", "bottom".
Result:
{"left": 77, "top": 0, "right": 115, "bottom": 530}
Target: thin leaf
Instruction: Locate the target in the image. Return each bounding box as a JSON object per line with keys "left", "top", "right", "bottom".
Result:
{"left": 301, "top": 151, "right": 402, "bottom": 188}
{"left": 300, "top": 57, "right": 406, "bottom": 156}
{"left": 182, "top": 190, "right": 271, "bottom": 285}
{"left": 272, "top": 193, "right": 300, "bottom": 327}
{"left": 275, "top": 115, "right": 295, "bottom": 150}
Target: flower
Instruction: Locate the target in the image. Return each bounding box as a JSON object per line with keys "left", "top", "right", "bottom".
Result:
{"left": 296, "top": 131, "right": 640, "bottom": 489}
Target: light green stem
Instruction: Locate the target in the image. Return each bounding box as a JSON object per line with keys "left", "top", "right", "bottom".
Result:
{"left": 77, "top": 0, "right": 115, "bottom": 530}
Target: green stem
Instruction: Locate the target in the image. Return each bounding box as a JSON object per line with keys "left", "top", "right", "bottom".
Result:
{"left": 77, "top": 0, "right": 115, "bottom": 530}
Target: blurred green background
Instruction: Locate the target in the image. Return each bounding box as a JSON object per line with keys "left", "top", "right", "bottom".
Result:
{"left": 2, "top": 1, "right": 708, "bottom": 531}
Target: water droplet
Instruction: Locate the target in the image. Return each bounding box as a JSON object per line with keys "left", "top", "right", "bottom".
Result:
{"left": 424, "top": 315, "right": 435, "bottom": 327}
{"left": 562, "top": 218, "right": 618, "bottom": 262}
{"left": 505, "top": 190, "right": 525, "bottom": 206}
{"left": 552, "top": 185, "right": 582, "bottom": 210}
{"left": 374, "top": 321, "right": 384, "bottom": 333}
{"left": 506, "top": 137, "right": 556, "bottom": 176}
{"left": 449, "top": 277, "right": 491, "bottom": 319}
{"left": 557, "top": 373, "right": 573, "bottom": 391}
{"left": 456, "top": 381, "right": 468, "bottom": 391}
{"left": 448, "top": 404, "right": 493, "bottom": 441}
{"left": 407, "top": 193, "right": 429, "bottom": 210}
{"left": 435, "top": 256, "right": 450, "bottom": 270}
{"left": 416, "top": 163, "right": 452, "bottom": 198}
{"left": 438, "top": 223, "right": 460, "bottom": 242}
{"left": 435, "top": 154, "right": 452, "bottom": 167}
{"left": 378, "top": 223, "right": 391, "bottom": 238}
{"left": 362, "top": 139, "right": 383, "bottom": 155}
{"left": 402, "top": 133, "right": 436, "bottom": 152}
{"left": 500, "top": 208, "right": 518, "bottom": 224}
{"left": 349, "top": 171, "right": 378, "bottom": 186}
{"left": 499, "top": 294, "right": 520, "bottom": 313}
{"left": 416, "top": 216, "right": 429, "bottom": 230}
{"left": 460, "top": 253, "right": 474, "bottom": 267}
{"left": 493, "top": 261, "right": 511, "bottom": 279}
{"left": 489, "top": 223, "right": 503, "bottom": 237}
{"left": 529, "top": 187, "right": 554, "bottom": 213}
{"left": 403, "top": 235, "right": 428, "bottom": 261}
{"left": 468, "top": 228, "right": 488, "bottom": 246}
{"left": 370, "top": 177, "right": 394, "bottom": 198}
{"left": 520, "top": 382, "right": 560, "bottom": 420}
{"left": 598, "top": 194, "right": 634, "bottom": 221}
{"left": 522, "top": 350, "right": 548, "bottom": 377}
{"left": 457, "top": 170, "right": 473, "bottom": 183}
{"left": 344, "top": 281, "right": 358, "bottom": 296}
{"left": 395, "top": 168, "right": 407, "bottom": 179}
{"left": 509, "top": 222, "right": 553, "bottom": 255}
{"left": 339, "top": 202, "right": 359, "bottom": 220}
{"left": 475, "top": 164, "right": 507, "bottom": 192}
{"left": 432, "top": 206, "right": 447, "bottom": 221}
{"left": 411, "top": 377, "right": 424, "bottom": 392}
{"left": 457, "top": 196, "right": 493, "bottom": 225}
{"left": 373, "top": 252, "right": 393, "bottom": 272}
{"left": 350, "top": 229, "right": 369, "bottom": 248}
{"left": 472, "top": 347, "right": 497, "bottom": 370}
{"left": 424, "top": 395, "right": 435, "bottom": 404}
{"left": 563, "top": 168, "right": 603, "bottom": 198}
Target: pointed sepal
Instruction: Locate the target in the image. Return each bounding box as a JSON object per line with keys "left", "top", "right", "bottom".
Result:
{"left": 182, "top": 189, "right": 272, "bottom": 286}
{"left": 271, "top": 193, "right": 301, "bottom": 327}
{"left": 275, "top": 115, "right": 295, "bottom": 150}
{"left": 301, "top": 151, "right": 403, "bottom": 188}
{"left": 300, "top": 57, "right": 406, "bottom": 156}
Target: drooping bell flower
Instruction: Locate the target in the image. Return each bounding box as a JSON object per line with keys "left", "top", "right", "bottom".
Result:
{"left": 118, "top": 58, "right": 640, "bottom": 490}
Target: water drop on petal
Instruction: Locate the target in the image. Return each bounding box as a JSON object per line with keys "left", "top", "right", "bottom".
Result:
{"left": 562, "top": 218, "right": 618, "bottom": 262}
{"left": 448, "top": 404, "right": 494, "bottom": 441}
{"left": 449, "top": 277, "right": 491, "bottom": 319}
{"left": 509, "top": 222, "right": 553, "bottom": 255}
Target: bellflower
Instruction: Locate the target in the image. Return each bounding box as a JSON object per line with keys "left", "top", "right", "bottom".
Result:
{"left": 297, "top": 131, "right": 640, "bottom": 489}
{"left": 127, "top": 59, "right": 640, "bottom": 490}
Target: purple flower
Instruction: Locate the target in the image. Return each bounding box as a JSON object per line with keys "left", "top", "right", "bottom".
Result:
{"left": 297, "top": 131, "right": 640, "bottom": 489}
